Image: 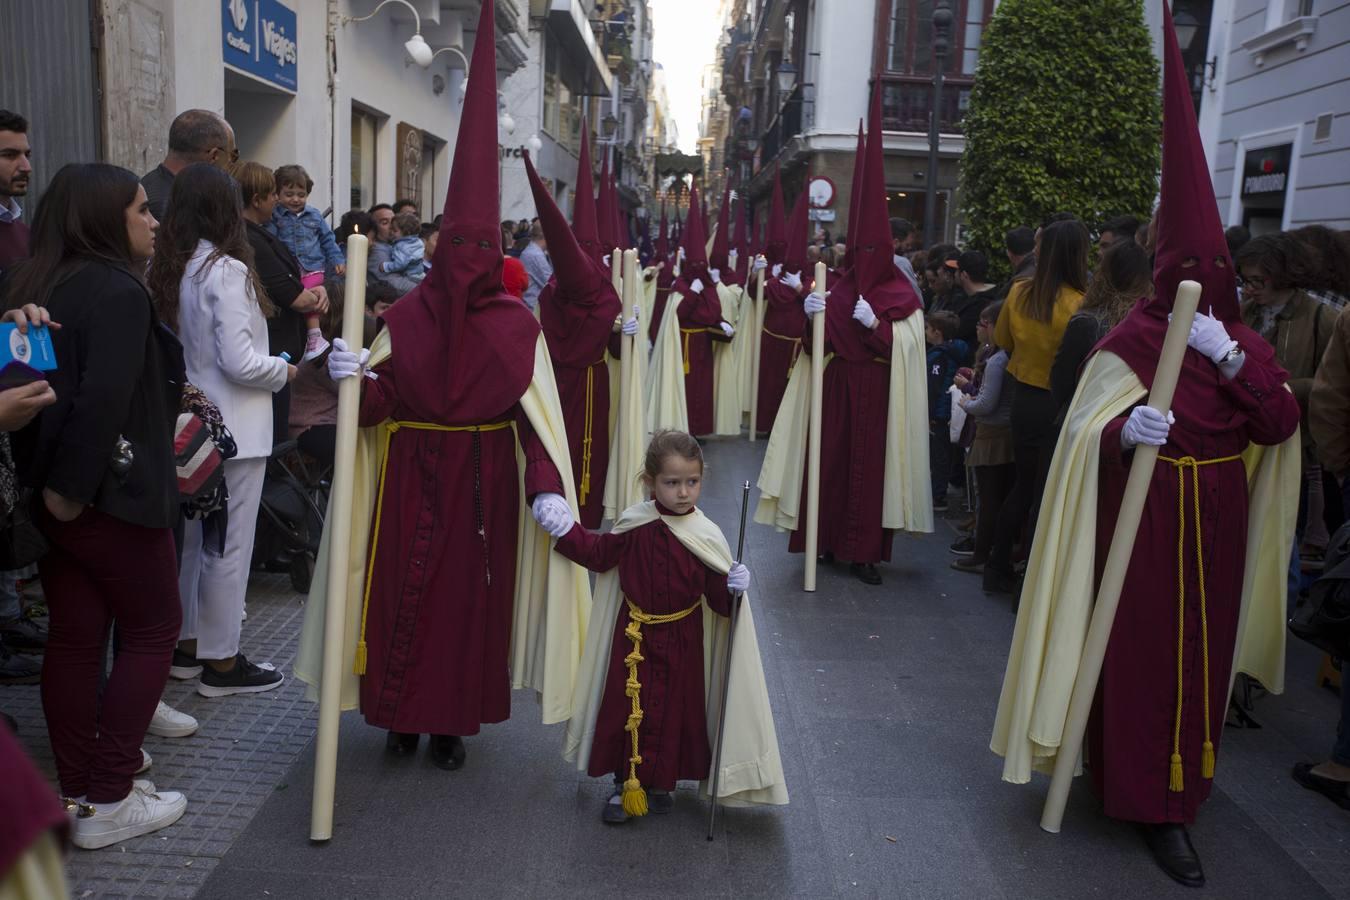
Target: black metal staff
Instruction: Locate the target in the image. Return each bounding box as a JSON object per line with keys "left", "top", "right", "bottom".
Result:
{"left": 707, "top": 480, "right": 752, "bottom": 841}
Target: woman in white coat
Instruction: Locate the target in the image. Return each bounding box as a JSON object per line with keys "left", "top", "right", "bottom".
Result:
{"left": 147, "top": 163, "right": 295, "bottom": 697}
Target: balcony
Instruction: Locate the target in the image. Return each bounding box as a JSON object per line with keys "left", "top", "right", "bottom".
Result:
{"left": 879, "top": 74, "right": 972, "bottom": 134}
{"left": 758, "top": 86, "right": 803, "bottom": 168}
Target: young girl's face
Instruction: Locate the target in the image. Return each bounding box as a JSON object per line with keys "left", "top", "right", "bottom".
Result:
{"left": 279, "top": 184, "right": 308, "bottom": 214}
{"left": 646, "top": 454, "right": 702, "bottom": 515}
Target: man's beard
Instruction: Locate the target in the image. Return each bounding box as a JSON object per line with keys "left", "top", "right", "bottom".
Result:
{"left": 0, "top": 178, "right": 27, "bottom": 197}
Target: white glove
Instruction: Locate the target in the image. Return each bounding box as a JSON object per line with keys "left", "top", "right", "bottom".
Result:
{"left": 1187, "top": 312, "right": 1238, "bottom": 363}
{"left": 728, "top": 250, "right": 739, "bottom": 270}
{"left": 728, "top": 189, "right": 739, "bottom": 202}
{"left": 1121, "top": 406, "right": 1174, "bottom": 449}
{"left": 780, "top": 270, "right": 802, "bottom": 292}
{"left": 531, "top": 492, "right": 573, "bottom": 539}
{"left": 804, "top": 291, "right": 826, "bottom": 317}
{"left": 752, "top": 256, "right": 768, "bottom": 273}
{"left": 771, "top": 263, "right": 782, "bottom": 278}
{"left": 853, "top": 297, "right": 877, "bottom": 329}
{"left": 690, "top": 278, "right": 705, "bottom": 294}
{"left": 720, "top": 322, "right": 735, "bottom": 338}
{"left": 622, "top": 304, "right": 639, "bottom": 336}
{"left": 727, "top": 562, "right": 749, "bottom": 593}
{"left": 709, "top": 268, "right": 722, "bottom": 284}
{"left": 327, "top": 338, "right": 369, "bottom": 381}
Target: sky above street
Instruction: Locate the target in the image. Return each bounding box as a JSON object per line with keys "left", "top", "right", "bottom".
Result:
{"left": 650, "top": 0, "right": 723, "bottom": 152}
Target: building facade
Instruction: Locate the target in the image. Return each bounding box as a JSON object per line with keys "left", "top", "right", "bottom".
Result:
{"left": 1185, "top": 0, "right": 1350, "bottom": 233}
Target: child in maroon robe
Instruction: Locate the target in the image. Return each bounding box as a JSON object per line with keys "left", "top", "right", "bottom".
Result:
{"left": 551, "top": 430, "right": 750, "bottom": 824}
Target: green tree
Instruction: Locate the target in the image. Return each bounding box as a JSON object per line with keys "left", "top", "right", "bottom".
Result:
{"left": 958, "top": 0, "right": 1160, "bottom": 276}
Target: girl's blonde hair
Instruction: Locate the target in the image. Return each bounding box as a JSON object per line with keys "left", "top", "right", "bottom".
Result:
{"left": 642, "top": 430, "right": 703, "bottom": 480}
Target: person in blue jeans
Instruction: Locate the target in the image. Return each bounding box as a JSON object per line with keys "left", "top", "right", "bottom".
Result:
{"left": 925, "top": 310, "right": 967, "bottom": 513}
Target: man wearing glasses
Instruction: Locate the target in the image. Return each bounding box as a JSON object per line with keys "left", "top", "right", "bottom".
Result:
{"left": 141, "top": 109, "right": 238, "bottom": 221}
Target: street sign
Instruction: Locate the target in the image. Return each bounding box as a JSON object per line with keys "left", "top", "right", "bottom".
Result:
{"left": 808, "top": 208, "right": 836, "bottom": 222}
{"left": 222, "top": 0, "right": 299, "bottom": 94}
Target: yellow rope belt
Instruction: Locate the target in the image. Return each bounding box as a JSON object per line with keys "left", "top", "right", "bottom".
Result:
{"left": 763, "top": 327, "right": 803, "bottom": 377}
{"left": 579, "top": 357, "right": 604, "bottom": 507}
{"left": 353, "top": 419, "right": 513, "bottom": 675}
{"left": 618, "top": 596, "right": 701, "bottom": 816}
{"left": 680, "top": 327, "right": 720, "bottom": 375}
{"left": 1157, "top": 452, "right": 1243, "bottom": 791}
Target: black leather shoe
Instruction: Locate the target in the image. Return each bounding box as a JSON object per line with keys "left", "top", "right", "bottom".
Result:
{"left": 981, "top": 566, "right": 1020, "bottom": 596}
{"left": 430, "top": 734, "right": 466, "bottom": 770}
{"left": 385, "top": 731, "right": 419, "bottom": 755}
{"left": 1139, "top": 823, "right": 1205, "bottom": 888}
{"left": 850, "top": 563, "right": 882, "bottom": 585}
{"left": 818, "top": 552, "right": 836, "bottom": 566}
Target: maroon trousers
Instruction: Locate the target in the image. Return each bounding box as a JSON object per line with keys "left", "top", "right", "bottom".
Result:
{"left": 38, "top": 506, "right": 180, "bottom": 803}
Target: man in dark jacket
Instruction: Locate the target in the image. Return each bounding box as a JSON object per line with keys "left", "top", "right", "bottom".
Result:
{"left": 140, "top": 110, "right": 236, "bottom": 221}
{"left": 0, "top": 110, "right": 32, "bottom": 275}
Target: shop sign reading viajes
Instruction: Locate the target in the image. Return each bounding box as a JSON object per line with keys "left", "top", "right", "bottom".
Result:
{"left": 222, "top": 0, "right": 299, "bottom": 93}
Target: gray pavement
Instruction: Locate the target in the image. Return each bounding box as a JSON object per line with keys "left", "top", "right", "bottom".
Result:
{"left": 5, "top": 437, "right": 1350, "bottom": 898}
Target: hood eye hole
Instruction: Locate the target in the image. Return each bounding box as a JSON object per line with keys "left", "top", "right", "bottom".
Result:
{"left": 1214, "top": 256, "right": 1227, "bottom": 268}
{"left": 1181, "top": 256, "right": 1198, "bottom": 268}
{"left": 477, "top": 240, "right": 493, "bottom": 250}
{"left": 450, "top": 236, "right": 465, "bottom": 246}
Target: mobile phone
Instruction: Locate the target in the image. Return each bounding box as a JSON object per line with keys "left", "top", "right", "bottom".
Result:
{"left": 0, "top": 360, "right": 46, "bottom": 390}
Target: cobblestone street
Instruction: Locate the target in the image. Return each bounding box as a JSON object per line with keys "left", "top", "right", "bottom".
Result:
{"left": 5, "top": 439, "right": 1349, "bottom": 898}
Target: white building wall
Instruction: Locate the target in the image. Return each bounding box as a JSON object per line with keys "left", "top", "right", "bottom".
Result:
{"left": 805, "top": 0, "right": 873, "bottom": 140}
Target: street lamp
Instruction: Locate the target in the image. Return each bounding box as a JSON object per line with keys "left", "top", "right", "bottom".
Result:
{"left": 923, "top": 0, "right": 953, "bottom": 249}
{"left": 776, "top": 60, "right": 798, "bottom": 97}
{"left": 343, "top": 0, "right": 434, "bottom": 67}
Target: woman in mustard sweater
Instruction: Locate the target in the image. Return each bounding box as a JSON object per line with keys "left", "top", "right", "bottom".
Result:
{"left": 983, "top": 219, "right": 1088, "bottom": 595}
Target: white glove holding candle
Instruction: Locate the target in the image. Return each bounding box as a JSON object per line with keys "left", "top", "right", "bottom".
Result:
{"left": 327, "top": 338, "right": 370, "bottom": 381}
{"left": 1121, "top": 406, "right": 1174, "bottom": 449}
{"left": 804, "top": 291, "right": 826, "bottom": 317}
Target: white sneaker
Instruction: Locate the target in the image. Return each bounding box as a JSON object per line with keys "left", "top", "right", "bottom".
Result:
{"left": 147, "top": 700, "right": 198, "bottom": 738}
{"left": 301, "top": 332, "right": 331, "bottom": 362}
{"left": 72, "top": 784, "right": 187, "bottom": 850}
{"left": 135, "top": 747, "right": 151, "bottom": 775}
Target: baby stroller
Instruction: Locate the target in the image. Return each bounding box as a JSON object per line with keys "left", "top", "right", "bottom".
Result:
{"left": 253, "top": 439, "right": 330, "bottom": 593}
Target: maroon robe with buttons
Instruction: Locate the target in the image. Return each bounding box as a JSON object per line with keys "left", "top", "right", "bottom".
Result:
{"left": 354, "top": 361, "right": 564, "bottom": 736}
{"left": 756, "top": 276, "right": 808, "bottom": 433}
{"left": 554, "top": 503, "right": 733, "bottom": 790}
{"left": 1085, "top": 349, "right": 1298, "bottom": 823}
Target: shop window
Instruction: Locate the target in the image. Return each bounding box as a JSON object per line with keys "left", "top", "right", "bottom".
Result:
{"left": 350, "top": 108, "right": 378, "bottom": 211}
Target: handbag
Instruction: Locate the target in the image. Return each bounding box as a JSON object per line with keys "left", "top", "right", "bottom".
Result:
{"left": 177, "top": 384, "right": 237, "bottom": 519}
{"left": 0, "top": 434, "right": 46, "bottom": 568}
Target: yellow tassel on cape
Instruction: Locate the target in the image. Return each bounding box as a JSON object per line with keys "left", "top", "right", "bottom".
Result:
{"left": 354, "top": 640, "right": 368, "bottom": 676}
{"left": 622, "top": 778, "right": 649, "bottom": 817}
{"left": 1169, "top": 752, "right": 1184, "bottom": 792}
{"left": 1201, "top": 741, "right": 1215, "bottom": 779}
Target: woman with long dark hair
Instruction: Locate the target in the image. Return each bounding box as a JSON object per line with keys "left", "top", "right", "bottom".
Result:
{"left": 983, "top": 218, "right": 1089, "bottom": 595}
{"left": 6, "top": 162, "right": 188, "bottom": 847}
{"left": 147, "top": 163, "right": 293, "bottom": 699}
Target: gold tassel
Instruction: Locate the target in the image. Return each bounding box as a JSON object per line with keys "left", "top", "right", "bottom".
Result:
{"left": 1201, "top": 741, "right": 1215, "bottom": 779}
{"left": 1169, "top": 752, "right": 1185, "bottom": 792}
{"left": 622, "top": 777, "right": 649, "bottom": 816}
{"left": 354, "top": 640, "right": 368, "bottom": 676}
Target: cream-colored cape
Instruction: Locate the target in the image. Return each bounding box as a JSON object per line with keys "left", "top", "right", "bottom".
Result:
{"left": 639, "top": 267, "right": 659, "bottom": 328}
{"left": 603, "top": 327, "right": 650, "bottom": 520}
{"left": 755, "top": 313, "right": 934, "bottom": 534}
{"left": 646, "top": 289, "right": 690, "bottom": 432}
{"left": 0, "top": 832, "right": 67, "bottom": 900}
{"left": 990, "top": 350, "right": 1299, "bottom": 784}
{"left": 295, "top": 330, "right": 592, "bottom": 726}
{"left": 563, "top": 501, "right": 789, "bottom": 807}
{"left": 713, "top": 282, "right": 748, "bottom": 436}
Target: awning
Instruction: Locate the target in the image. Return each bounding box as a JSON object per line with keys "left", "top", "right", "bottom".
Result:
{"left": 548, "top": 0, "right": 613, "bottom": 98}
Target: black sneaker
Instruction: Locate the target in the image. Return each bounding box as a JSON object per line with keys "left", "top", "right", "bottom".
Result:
{"left": 170, "top": 647, "right": 202, "bottom": 680}
{"left": 0, "top": 639, "right": 40, "bottom": 684}
{"left": 0, "top": 616, "right": 46, "bottom": 652}
{"left": 949, "top": 536, "right": 975, "bottom": 557}
{"left": 197, "top": 654, "right": 283, "bottom": 697}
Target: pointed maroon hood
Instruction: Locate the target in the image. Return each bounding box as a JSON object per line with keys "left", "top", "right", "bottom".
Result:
{"left": 764, "top": 166, "right": 787, "bottom": 265}
{"left": 841, "top": 121, "right": 865, "bottom": 270}
{"left": 597, "top": 153, "right": 616, "bottom": 256}
{"left": 571, "top": 124, "right": 602, "bottom": 259}
{"left": 1095, "top": 3, "right": 1282, "bottom": 400}
{"left": 525, "top": 151, "right": 611, "bottom": 303}
{"left": 610, "top": 174, "right": 628, "bottom": 252}
{"left": 380, "top": 0, "right": 539, "bottom": 422}
{"left": 709, "top": 183, "right": 741, "bottom": 285}
{"left": 672, "top": 186, "right": 722, "bottom": 322}
{"left": 782, "top": 179, "right": 810, "bottom": 275}
{"left": 655, "top": 201, "right": 669, "bottom": 260}
{"left": 732, "top": 189, "right": 750, "bottom": 283}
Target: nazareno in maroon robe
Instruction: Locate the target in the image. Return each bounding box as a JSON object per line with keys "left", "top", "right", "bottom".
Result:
{"left": 0, "top": 726, "right": 68, "bottom": 877}
{"left": 554, "top": 503, "right": 733, "bottom": 790}
{"left": 757, "top": 274, "right": 807, "bottom": 434}
{"left": 355, "top": 0, "right": 564, "bottom": 738}
{"left": 541, "top": 280, "right": 621, "bottom": 528}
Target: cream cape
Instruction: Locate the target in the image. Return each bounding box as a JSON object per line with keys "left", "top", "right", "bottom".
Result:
{"left": 754, "top": 313, "right": 934, "bottom": 534}
{"left": 0, "top": 832, "right": 67, "bottom": 900}
{"left": 295, "top": 330, "right": 592, "bottom": 726}
{"left": 639, "top": 266, "right": 659, "bottom": 329}
{"left": 645, "top": 288, "right": 690, "bottom": 432}
{"left": 563, "top": 501, "right": 789, "bottom": 807}
{"left": 989, "top": 350, "right": 1299, "bottom": 784}
{"left": 713, "top": 282, "right": 748, "bottom": 436}
{"left": 602, "top": 327, "right": 650, "bottom": 520}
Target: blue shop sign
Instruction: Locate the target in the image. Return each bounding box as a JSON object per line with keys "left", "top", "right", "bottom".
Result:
{"left": 222, "top": 0, "right": 298, "bottom": 93}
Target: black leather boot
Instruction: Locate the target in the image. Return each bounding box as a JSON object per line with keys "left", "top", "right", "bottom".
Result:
{"left": 850, "top": 563, "right": 882, "bottom": 585}
{"left": 430, "top": 734, "right": 466, "bottom": 770}
{"left": 385, "top": 731, "right": 419, "bottom": 755}
{"left": 1139, "top": 823, "right": 1205, "bottom": 888}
